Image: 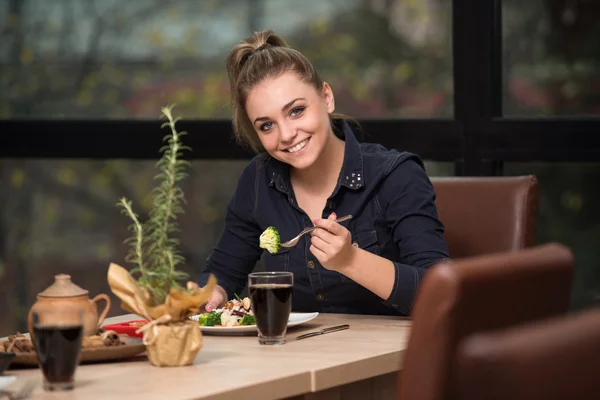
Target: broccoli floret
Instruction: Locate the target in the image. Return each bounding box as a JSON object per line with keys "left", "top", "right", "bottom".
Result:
{"left": 206, "top": 311, "right": 222, "bottom": 326}
{"left": 260, "top": 226, "right": 281, "bottom": 254}
{"left": 197, "top": 313, "right": 210, "bottom": 325}
{"left": 239, "top": 314, "right": 255, "bottom": 326}
{"left": 197, "top": 311, "right": 222, "bottom": 326}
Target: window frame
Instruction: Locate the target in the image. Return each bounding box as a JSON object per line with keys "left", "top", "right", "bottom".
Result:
{"left": 1, "top": 0, "right": 599, "bottom": 174}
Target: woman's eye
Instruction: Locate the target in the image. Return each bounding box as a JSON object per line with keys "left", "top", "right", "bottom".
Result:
{"left": 290, "top": 107, "right": 305, "bottom": 117}
{"left": 260, "top": 121, "right": 274, "bottom": 131}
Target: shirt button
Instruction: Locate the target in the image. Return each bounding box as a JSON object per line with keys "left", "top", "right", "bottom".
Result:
{"left": 317, "top": 293, "right": 325, "bottom": 301}
{"left": 307, "top": 261, "right": 315, "bottom": 269}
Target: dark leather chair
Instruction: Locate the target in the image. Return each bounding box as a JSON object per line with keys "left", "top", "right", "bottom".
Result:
{"left": 456, "top": 306, "right": 600, "bottom": 400}
{"left": 431, "top": 175, "right": 539, "bottom": 258}
{"left": 396, "top": 243, "right": 574, "bottom": 400}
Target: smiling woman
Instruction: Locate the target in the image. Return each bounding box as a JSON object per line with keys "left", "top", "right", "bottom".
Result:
{"left": 0, "top": 0, "right": 457, "bottom": 337}
{"left": 197, "top": 30, "right": 450, "bottom": 317}
{"left": 246, "top": 72, "right": 341, "bottom": 174}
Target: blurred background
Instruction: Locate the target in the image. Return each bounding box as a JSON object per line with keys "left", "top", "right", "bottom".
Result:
{"left": 1, "top": 0, "right": 599, "bottom": 336}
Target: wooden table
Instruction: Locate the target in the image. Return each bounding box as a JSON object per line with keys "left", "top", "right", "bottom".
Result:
{"left": 3, "top": 313, "right": 410, "bottom": 399}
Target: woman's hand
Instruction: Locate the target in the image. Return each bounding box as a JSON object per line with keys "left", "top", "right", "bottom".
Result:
{"left": 204, "top": 284, "right": 228, "bottom": 312}
{"left": 309, "top": 212, "right": 357, "bottom": 272}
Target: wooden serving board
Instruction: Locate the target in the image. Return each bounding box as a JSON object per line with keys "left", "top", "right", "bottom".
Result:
{"left": 3, "top": 336, "right": 146, "bottom": 367}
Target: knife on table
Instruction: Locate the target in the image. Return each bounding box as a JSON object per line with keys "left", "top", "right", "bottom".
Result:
{"left": 296, "top": 324, "right": 350, "bottom": 340}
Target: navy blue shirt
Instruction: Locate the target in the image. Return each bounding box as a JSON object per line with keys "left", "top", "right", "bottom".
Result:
{"left": 198, "top": 121, "right": 449, "bottom": 316}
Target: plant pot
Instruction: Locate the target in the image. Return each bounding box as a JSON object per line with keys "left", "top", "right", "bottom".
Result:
{"left": 143, "top": 320, "right": 203, "bottom": 367}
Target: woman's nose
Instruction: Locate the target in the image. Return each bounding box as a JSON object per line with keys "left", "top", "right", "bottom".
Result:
{"left": 278, "top": 122, "right": 297, "bottom": 143}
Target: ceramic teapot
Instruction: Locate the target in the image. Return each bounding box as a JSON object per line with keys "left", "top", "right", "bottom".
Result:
{"left": 28, "top": 274, "right": 111, "bottom": 337}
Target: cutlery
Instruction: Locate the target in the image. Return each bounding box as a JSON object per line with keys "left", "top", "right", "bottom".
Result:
{"left": 296, "top": 324, "right": 350, "bottom": 340}
{"left": 280, "top": 215, "right": 353, "bottom": 248}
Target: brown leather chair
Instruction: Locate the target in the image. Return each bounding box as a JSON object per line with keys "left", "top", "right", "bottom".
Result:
{"left": 397, "top": 242, "right": 574, "bottom": 400}
{"left": 431, "top": 175, "right": 539, "bottom": 258}
{"left": 455, "top": 306, "right": 600, "bottom": 400}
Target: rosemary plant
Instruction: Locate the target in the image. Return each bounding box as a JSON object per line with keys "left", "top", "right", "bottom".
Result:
{"left": 117, "top": 105, "right": 191, "bottom": 306}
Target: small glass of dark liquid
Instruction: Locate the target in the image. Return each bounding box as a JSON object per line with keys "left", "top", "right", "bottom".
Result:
{"left": 32, "top": 306, "right": 84, "bottom": 391}
{"left": 248, "top": 271, "right": 293, "bottom": 345}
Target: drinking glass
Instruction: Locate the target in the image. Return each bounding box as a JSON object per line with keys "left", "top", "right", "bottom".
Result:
{"left": 32, "top": 306, "right": 84, "bottom": 391}
{"left": 248, "top": 271, "right": 293, "bottom": 345}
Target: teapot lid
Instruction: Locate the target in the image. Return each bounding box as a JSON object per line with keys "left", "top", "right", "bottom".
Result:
{"left": 38, "top": 274, "right": 89, "bottom": 297}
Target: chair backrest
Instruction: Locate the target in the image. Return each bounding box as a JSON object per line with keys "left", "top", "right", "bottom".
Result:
{"left": 397, "top": 242, "right": 574, "bottom": 400}
{"left": 431, "top": 175, "right": 539, "bottom": 258}
{"left": 455, "top": 306, "right": 600, "bottom": 400}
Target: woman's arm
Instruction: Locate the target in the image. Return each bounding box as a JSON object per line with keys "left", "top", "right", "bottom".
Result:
{"left": 311, "top": 155, "right": 449, "bottom": 314}
{"left": 338, "top": 245, "right": 397, "bottom": 299}
{"left": 375, "top": 156, "right": 449, "bottom": 313}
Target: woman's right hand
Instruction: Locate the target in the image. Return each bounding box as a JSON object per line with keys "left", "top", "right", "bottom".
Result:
{"left": 204, "top": 285, "right": 228, "bottom": 312}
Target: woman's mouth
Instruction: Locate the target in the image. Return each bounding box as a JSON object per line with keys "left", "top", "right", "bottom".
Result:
{"left": 285, "top": 138, "right": 310, "bottom": 154}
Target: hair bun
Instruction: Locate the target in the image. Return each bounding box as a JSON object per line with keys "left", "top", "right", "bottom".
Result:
{"left": 251, "top": 30, "right": 286, "bottom": 51}
{"left": 254, "top": 42, "right": 271, "bottom": 52}
{"left": 229, "top": 30, "right": 287, "bottom": 77}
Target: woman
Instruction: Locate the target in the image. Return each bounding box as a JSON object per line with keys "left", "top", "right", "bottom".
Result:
{"left": 197, "top": 30, "right": 449, "bottom": 316}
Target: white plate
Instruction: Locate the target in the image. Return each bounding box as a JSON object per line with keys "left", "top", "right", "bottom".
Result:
{"left": 190, "top": 312, "right": 319, "bottom": 335}
{"left": 0, "top": 376, "right": 16, "bottom": 389}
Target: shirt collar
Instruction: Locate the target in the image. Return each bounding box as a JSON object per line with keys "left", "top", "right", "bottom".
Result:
{"left": 338, "top": 120, "right": 364, "bottom": 190}
{"left": 268, "top": 120, "right": 365, "bottom": 193}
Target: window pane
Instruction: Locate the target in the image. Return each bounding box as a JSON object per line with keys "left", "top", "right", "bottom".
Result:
{"left": 503, "top": 163, "right": 600, "bottom": 311}
{"left": 0, "top": 0, "right": 452, "bottom": 120}
{"left": 0, "top": 159, "right": 454, "bottom": 335}
{"left": 503, "top": 0, "right": 600, "bottom": 116}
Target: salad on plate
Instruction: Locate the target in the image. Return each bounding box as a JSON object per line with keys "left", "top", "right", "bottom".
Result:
{"left": 195, "top": 295, "right": 255, "bottom": 327}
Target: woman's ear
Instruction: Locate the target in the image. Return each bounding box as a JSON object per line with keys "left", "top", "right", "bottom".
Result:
{"left": 322, "top": 82, "right": 335, "bottom": 114}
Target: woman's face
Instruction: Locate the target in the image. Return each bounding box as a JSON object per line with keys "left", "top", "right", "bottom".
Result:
{"left": 245, "top": 71, "right": 335, "bottom": 170}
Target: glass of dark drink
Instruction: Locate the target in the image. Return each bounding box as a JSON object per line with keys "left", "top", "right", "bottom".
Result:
{"left": 32, "top": 306, "right": 84, "bottom": 391}
{"left": 248, "top": 271, "right": 293, "bottom": 345}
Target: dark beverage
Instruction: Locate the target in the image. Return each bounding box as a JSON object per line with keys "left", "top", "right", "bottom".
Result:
{"left": 33, "top": 325, "right": 83, "bottom": 389}
{"left": 249, "top": 283, "right": 293, "bottom": 337}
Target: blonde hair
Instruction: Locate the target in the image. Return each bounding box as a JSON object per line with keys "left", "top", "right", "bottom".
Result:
{"left": 226, "top": 30, "right": 357, "bottom": 153}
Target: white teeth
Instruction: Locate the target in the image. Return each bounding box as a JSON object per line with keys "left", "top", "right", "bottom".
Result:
{"left": 286, "top": 139, "right": 308, "bottom": 153}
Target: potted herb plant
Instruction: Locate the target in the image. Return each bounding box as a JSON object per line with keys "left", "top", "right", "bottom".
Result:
{"left": 107, "top": 105, "right": 216, "bottom": 367}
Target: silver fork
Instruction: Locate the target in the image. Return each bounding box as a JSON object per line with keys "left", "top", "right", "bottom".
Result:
{"left": 280, "top": 215, "right": 353, "bottom": 248}
{"left": 0, "top": 379, "right": 35, "bottom": 399}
